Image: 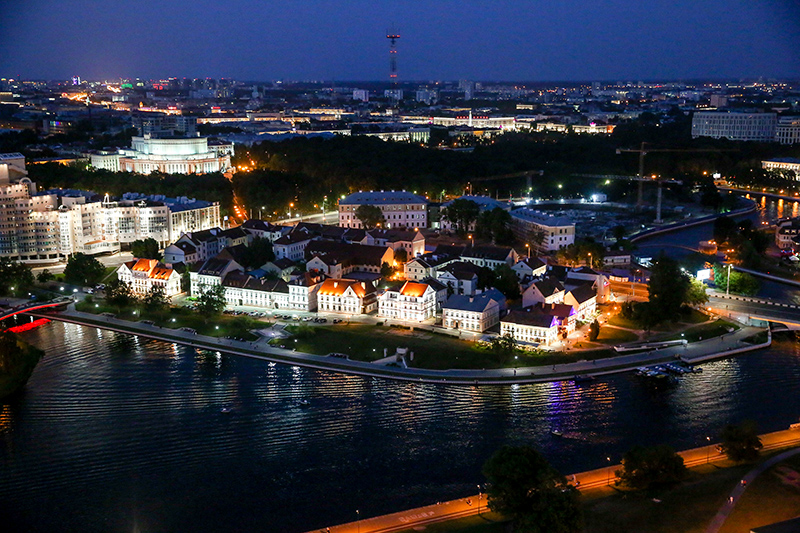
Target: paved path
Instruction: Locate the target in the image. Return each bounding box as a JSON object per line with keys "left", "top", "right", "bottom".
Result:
{"left": 705, "top": 446, "right": 800, "bottom": 533}
{"left": 26, "top": 306, "right": 770, "bottom": 386}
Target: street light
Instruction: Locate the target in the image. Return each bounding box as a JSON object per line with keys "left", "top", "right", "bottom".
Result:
{"left": 726, "top": 263, "right": 732, "bottom": 295}
{"left": 477, "top": 484, "right": 482, "bottom": 516}
{"left": 607, "top": 456, "right": 612, "bottom": 485}
{"left": 356, "top": 509, "right": 360, "bottom": 533}
{"left": 468, "top": 234, "right": 474, "bottom": 247}
{"left": 525, "top": 243, "right": 530, "bottom": 258}
{"left": 706, "top": 436, "right": 711, "bottom": 464}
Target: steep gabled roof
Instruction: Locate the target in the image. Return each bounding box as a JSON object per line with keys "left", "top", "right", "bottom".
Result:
{"left": 502, "top": 309, "right": 557, "bottom": 328}
{"left": 566, "top": 283, "right": 596, "bottom": 304}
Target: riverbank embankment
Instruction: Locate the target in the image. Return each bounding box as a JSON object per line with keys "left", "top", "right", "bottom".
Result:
{"left": 26, "top": 307, "right": 771, "bottom": 386}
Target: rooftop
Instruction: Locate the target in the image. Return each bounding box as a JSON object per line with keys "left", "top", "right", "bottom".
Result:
{"left": 340, "top": 190, "right": 428, "bottom": 206}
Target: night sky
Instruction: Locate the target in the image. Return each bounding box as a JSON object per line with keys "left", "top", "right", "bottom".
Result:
{"left": 1, "top": 0, "right": 799, "bottom": 81}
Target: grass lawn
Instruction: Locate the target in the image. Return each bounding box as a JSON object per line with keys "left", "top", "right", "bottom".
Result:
{"left": 658, "top": 319, "right": 739, "bottom": 343}
{"left": 595, "top": 326, "right": 639, "bottom": 345}
{"left": 584, "top": 463, "right": 752, "bottom": 533}
{"left": 75, "top": 298, "right": 263, "bottom": 341}
{"left": 277, "top": 324, "right": 617, "bottom": 370}
{"left": 720, "top": 454, "right": 800, "bottom": 533}
{"left": 608, "top": 309, "right": 712, "bottom": 332}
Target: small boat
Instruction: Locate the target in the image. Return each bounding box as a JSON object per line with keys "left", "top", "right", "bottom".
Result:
{"left": 220, "top": 407, "right": 232, "bottom": 413}
{"left": 573, "top": 375, "right": 595, "bottom": 384}
{"left": 298, "top": 399, "right": 310, "bottom": 406}
{"left": 551, "top": 430, "right": 563, "bottom": 437}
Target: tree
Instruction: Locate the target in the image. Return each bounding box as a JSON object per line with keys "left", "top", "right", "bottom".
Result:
{"left": 483, "top": 445, "right": 582, "bottom": 532}
{"left": 131, "top": 238, "right": 161, "bottom": 260}
{"left": 719, "top": 420, "right": 763, "bottom": 463}
{"left": 647, "top": 255, "right": 690, "bottom": 320}
{"left": 477, "top": 267, "right": 497, "bottom": 291}
{"left": 142, "top": 284, "right": 169, "bottom": 311}
{"left": 713, "top": 265, "right": 759, "bottom": 296}
{"left": 611, "top": 225, "right": 627, "bottom": 243}
{"left": 195, "top": 283, "right": 227, "bottom": 317}
{"left": 442, "top": 199, "right": 480, "bottom": 235}
{"left": 713, "top": 216, "right": 738, "bottom": 244}
{"left": 493, "top": 264, "right": 521, "bottom": 300}
{"left": 63, "top": 253, "right": 105, "bottom": 287}
{"left": 181, "top": 270, "right": 191, "bottom": 293}
{"left": 0, "top": 331, "right": 43, "bottom": 399}
{"left": 616, "top": 444, "right": 687, "bottom": 490}
{"left": 105, "top": 278, "right": 135, "bottom": 307}
{"left": 490, "top": 333, "right": 517, "bottom": 359}
{"left": 0, "top": 258, "right": 35, "bottom": 296}
{"left": 393, "top": 247, "right": 408, "bottom": 264}
{"left": 685, "top": 278, "right": 709, "bottom": 306}
{"left": 475, "top": 207, "right": 514, "bottom": 245}
{"left": 36, "top": 269, "right": 54, "bottom": 284}
{"left": 239, "top": 236, "right": 275, "bottom": 269}
{"left": 354, "top": 204, "right": 385, "bottom": 229}
{"left": 589, "top": 320, "right": 600, "bottom": 341}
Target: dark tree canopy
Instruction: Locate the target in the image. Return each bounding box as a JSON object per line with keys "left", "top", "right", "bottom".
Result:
{"left": 354, "top": 204, "right": 386, "bottom": 229}
{"left": 616, "top": 444, "right": 687, "bottom": 490}
{"left": 131, "top": 238, "right": 161, "bottom": 260}
{"left": 492, "top": 264, "right": 521, "bottom": 300}
{"left": 63, "top": 253, "right": 105, "bottom": 287}
{"left": 475, "top": 207, "right": 514, "bottom": 245}
{"left": 646, "top": 255, "right": 691, "bottom": 321}
{"left": 483, "top": 445, "right": 582, "bottom": 532}
{"left": 142, "top": 284, "right": 169, "bottom": 311}
{"left": 105, "top": 278, "right": 135, "bottom": 308}
{"left": 239, "top": 237, "right": 275, "bottom": 269}
{"left": 0, "top": 259, "right": 34, "bottom": 296}
{"left": 0, "top": 331, "right": 43, "bottom": 399}
{"left": 442, "top": 199, "right": 480, "bottom": 235}
{"left": 720, "top": 420, "right": 763, "bottom": 463}
{"left": 195, "top": 283, "right": 227, "bottom": 317}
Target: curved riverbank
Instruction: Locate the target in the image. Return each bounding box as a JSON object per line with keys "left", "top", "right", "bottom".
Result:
{"left": 28, "top": 308, "right": 771, "bottom": 386}
{"left": 630, "top": 198, "right": 757, "bottom": 243}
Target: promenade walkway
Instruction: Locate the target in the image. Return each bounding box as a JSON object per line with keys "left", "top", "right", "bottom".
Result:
{"left": 26, "top": 306, "right": 770, "bottom": 386}
{"left": 309, "top": 428, "right": 800, "bottom": 533}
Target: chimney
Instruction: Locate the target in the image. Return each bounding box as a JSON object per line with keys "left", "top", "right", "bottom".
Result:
{"left": 469, "top": 296, "right": 474, "bottom": 303}
{"left": 361, "top": 282, "right": 366, "bottom": 289}
{"left": 333, "top": 281, "right": 338, "bottom": 288}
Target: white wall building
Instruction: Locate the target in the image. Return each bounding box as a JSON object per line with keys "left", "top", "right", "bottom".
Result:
{"left": 117, "top": 259, "right": 182, "bottom": 297}
{"left": 442, "top": 291, "right": 503, "bottom": 333}
{"left": 339, "top": 191, "right": 428, "bottom": 229}
{"left": 762, "top": 158, "right": 800, "bottom": 174}
{"left": 510, "top": 208, "right": 575, "bottom": 252}
{"left": 317, "top": 279, "right": 377, "bottom": 315}
{"left": 378, "top": 281, "right": 437, "bottom": 322}
{"left": 691, "top": 112, "right": 777, "bottom": 142}
{"left": 117, "top": 136, "right": 232, "bottom": 174}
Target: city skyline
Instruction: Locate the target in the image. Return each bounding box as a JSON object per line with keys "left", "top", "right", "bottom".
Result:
{"left": 2, "top": 0, "right": 799, "bottom": 82}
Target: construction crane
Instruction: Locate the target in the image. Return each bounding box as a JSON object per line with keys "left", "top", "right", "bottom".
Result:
{"left": 616, "top": 142, "right": 735, "bottom": 223}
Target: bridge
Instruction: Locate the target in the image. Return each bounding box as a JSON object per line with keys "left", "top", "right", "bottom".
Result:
{"left": 0, "top": 298, "right": 73, "bottom": 326}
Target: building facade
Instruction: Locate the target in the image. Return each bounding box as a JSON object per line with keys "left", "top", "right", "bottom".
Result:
{"left": 510, "top": 208, "right": 575, "bottom": 252}
{"left": 338, "top": 191, "right": 428, "bottom": 229}
{"left": 317, "top": 279, "right": 377, "bottom": 315}
{"left": 378, "top": 281, "right": 437, "bottom": 322}
{"left": 691, "top": 112, "right": 777, "bottom": 142}
{"left": 117, "top": 259, "right": 182, "bottom": 297}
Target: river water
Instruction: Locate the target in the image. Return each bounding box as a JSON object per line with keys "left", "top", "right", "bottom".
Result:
{"left": 2, "top": 320, "right": 800, "bottom": 532}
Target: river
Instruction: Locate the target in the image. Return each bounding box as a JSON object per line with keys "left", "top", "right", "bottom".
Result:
{"left": 1, "top": 320, "right": 800, "bottom": 532}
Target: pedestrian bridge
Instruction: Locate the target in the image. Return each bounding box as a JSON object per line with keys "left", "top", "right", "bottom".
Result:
{"left": 0, "top": 298, "right": 72, "bottom": 327}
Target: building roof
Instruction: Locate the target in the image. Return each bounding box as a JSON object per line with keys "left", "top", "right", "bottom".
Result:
{"left": 367, "top": 228, "right": 422, "bottom": 242}
{"left": 197, "top": 257, "right": 235, "bottom": 276}
{"left": 318, "top": 278, "right": 374, "bottom": 298}
{"left": 516, "top": 256, "right": 546, "bottom": 271}
{"left": 533, "top": 276, "right": 565, "bottom": 297}
{"left": 443, "top": 290, "right": 503, "bottom": 312}
{"left": 442, "top": 195, "right": 510, "bottom": 211}
{"left": 399, "top": 281, "right": 431, "bottom": 298}
{"left": 421, "top": 277, "right": 448, "bottom": 292}
{"left": 273, "top": 231, "right": 313, "bottom": 245}
{"left": 534, "top": 302, "right": 575, "bottom": 319}
{"left": 462, "top": 245, "right": 515, "bottom": 262}
{"left": 510, "top": 207, "right": 574, "bottom": 227}
{"left": 566, "top": 284, "right": 596, "bottom": 304}
{"left": 440, "top": 261, "right": 482, "bottom": 280}
{"left": 340, "top": 190, "right": 428, "bottom": 206}
{"left": 123, "top": 258, "right": 176, "bottom": 280}
{"left": 306, "top": 240, "right": 391, "bottom": 267}
{"left": 502, "top": 309, "right": 557, "bottom": 328}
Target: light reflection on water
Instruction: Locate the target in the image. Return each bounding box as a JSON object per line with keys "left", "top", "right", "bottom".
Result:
{"left": 1, "top": 322, "right": 800, "bottom": 532}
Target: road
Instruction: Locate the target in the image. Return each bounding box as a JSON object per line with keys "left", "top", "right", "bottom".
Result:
{"left": 309, "top": 428, "right": 800, "bottom": 533}
{"left": 28, "top": 251, "right": 133, "bottom": 275}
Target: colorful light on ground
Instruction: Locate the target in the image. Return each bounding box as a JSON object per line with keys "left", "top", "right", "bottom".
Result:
{"left": 6, "top": 318, "right": 51, "bottom": 333}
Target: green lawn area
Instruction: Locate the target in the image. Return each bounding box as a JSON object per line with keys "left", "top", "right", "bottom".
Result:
{"left": 277, "top": 324, "right": 617, "bottom": 370}
{"left": 75, "top": 298, "right": 263, "bottom": 341}
{"left": 607, "top": 308, "right": 712, "bottom": 331}
{"left": 720, "top": 454, "right": 800, "bottom": 533}
{"left": 584, "top": 463, "right": 752, "bottom": 533}
{"left": 595, "top": 326, "right": 639, "bottom": 345}
{"left": 658, "top": 319, "right": 739, "bottom": 343}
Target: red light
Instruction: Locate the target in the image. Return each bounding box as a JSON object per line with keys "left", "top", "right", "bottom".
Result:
{"left": 7, "top": 318, "right": 51, "bottom": 333}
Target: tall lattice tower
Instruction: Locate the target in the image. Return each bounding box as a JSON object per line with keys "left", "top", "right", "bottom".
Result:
{"left": 386, "top": 30, "right": 400, "bottom": 88}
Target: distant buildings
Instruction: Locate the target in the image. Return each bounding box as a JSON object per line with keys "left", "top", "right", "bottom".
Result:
{"left": 338, "top": 191, "right": 429, "bottom": 229}
{"left": 762, "top": 157, "right": 800, "bottom": 174}
{"left": 0, "top": 154, "right": 220, "bottom": 263}
{"left": 691, "top": 112, "right": 800, "bottom": 144}
{"left": 91, "top": 136, "right": 232, "bottom": 174}
{"left": 510, "top": 208, "right": 576, "bottom": 252}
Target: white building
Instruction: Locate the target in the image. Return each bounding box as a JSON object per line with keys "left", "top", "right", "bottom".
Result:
{"left": 316, "top": 279, "right": 377, "bottom": 315}
{"left": 378, "top": 281, "right": 438, "bottom": 322}
{"left": 522, "top": 277, "right": 565, "bottom": 308}
{"left": 762, "top": 158, "right": 800, "bottom": 174}
{"left": 501, "top": 310, "right": 559, "bottom": 346}
{"left": 691, "top": 112, "right": 777, "bottom": 142}
{"left": 114, "top": 135, "right": 232, "bottom": 174}
{"left": 776, "top": 117, "right": 800, "bottom": 145}
{"left": 89, "top": 150, "right": 121, "bottom": 172}
{"left": 564, "top": 284, "right": 597, "bottom": 322}
{"left": 442, "top": 290, "right": 504, "bottom": 333}
{"left": 510, "top": 208, "right": 575, "bottom": 252}
{"left": 339, "top": 191, "right": 428, "bottom": 229}
{"left": 117, "top": 258, "right": 182, "bottom": 297}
